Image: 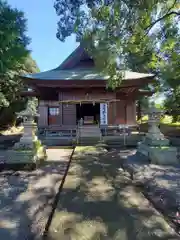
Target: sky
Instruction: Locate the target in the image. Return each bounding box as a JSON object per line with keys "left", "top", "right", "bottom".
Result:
{"left": 7, "top": 0, "right": 79, "bottom": 71}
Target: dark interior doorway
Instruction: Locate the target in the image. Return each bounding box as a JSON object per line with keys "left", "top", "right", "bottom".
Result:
{"left": 76, "top": 103, "right": 100, "bottom": 124}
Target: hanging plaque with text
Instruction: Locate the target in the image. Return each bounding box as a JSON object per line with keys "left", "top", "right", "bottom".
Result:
{"left": 100, "top": 103, "right": 108, "bottom": 125}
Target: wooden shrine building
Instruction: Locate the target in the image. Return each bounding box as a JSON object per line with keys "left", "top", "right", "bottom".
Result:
{"left": 21, "top": 45, "right": 155, "bottom": 131}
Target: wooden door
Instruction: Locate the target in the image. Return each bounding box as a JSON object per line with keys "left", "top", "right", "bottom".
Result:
{"left": 48, "top": 107, "right": 59, "bottom": 125}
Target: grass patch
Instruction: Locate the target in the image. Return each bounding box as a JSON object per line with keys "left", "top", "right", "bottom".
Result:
{"left": 34, "top": 139, "right": 42, "bottom": 151}
{"left": 76, "top": 146, "right": 100, "bottom": 152}
{"left": 138, "top": 115, "right": 180, "bottom": 126}
{"left": 0, "top": 126, "right": 23, "bottom": 135}
{"left": 74, "top": 146, "right": 107, "bottom": 158}
{"left": 153, "top": 146, "right": 170, "bottom": 149}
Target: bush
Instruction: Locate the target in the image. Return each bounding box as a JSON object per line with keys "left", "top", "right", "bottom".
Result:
{"left": 34, "top": 140, "right": 42, "bottom": 151}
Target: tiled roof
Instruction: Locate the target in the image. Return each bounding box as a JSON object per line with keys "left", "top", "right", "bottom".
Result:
{"left": 23, "top": 69, "right": 154, "bottom": 80}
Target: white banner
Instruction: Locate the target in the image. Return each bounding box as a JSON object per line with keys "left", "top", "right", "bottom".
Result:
{"left": 100, "top": 103, "right": 108, "bottom": 125}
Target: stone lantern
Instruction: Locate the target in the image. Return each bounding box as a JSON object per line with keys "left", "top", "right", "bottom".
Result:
{"left": 143, "top": 103, "right": 169, "bottom": 146}
{"left": 7, "top": 101, "right": 46, "bottom": 167}
{"left": 138, "top": 103, "right": 178, "bottom": 165}
{"left": 13, "top": 101, "right": 39, "bottom": 149}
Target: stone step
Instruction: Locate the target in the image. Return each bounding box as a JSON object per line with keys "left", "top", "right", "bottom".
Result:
{"left": 79, "top": 129, "right": 100, "bottom": 132}
{"left": 79, "top": 128, "right": 101, "bottom": 131}
{"left": 77, "top": 136, "right": 102, "bottom": 145}
{"left": 79, "top": 129, "right": 101, "bottom": 137}
{"left": 41, "top": 138, "right": 74, "bottom": 146}
{"left": 80, "top": 134, "right": 101, "bottom": 137}
{"left": 79, "top": 130, "right": 101, "bottom": 133}
{"left": 79, "top": 125, "right": 100, "bottom": 127}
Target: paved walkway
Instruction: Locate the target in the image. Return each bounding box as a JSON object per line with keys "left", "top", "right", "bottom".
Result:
{"left": 0, "top": 148, "right": 73, "bottom": 240}
{"left": 48, "top": 146, "right": 179, "bottom": 240}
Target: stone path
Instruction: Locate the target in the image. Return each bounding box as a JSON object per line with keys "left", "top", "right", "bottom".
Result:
{"left": 122, "top": 149, "right": 180, "bottom": 233}
{"left": 0, "top": 148, "right": 73, "bottom": 240}
{"left": 48, "top": 146, "right": 179, "bottom": 240}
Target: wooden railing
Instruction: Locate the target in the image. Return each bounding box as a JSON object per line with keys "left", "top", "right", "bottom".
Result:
{"left": 38, "top": 124, "right": 140, "bottom": 139}
{"left": 38, "top": 127, "right": 77, "bottom": 138}
{"left": 100, "top": 125, "right": 140, "bottom": 136}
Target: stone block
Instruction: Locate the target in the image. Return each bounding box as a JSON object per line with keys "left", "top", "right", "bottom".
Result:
{"left": 150, "top": 146, "right": 178, "bottom": 165}
{"left": 144, "top": 137, "right": 169, "bottom": 146}
{"left": 6, "top": 146, "right": 46, "bottom": 164}
{"left": 138, "top": 144, "right": 179, "bottom": 165}
{"left": 7, "top": 150, "right": 36, "bottom": 164}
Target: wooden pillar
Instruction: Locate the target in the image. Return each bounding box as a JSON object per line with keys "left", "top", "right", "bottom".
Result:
{"left": 59, "top": 92, "right": 63, "bottom": 125}
{"left": 115, "top": 100, "right": 126, "bottom": 124}
{"left": 108, "top": 102, "right": 113, "bottom": 125}
{"left": 38, "top": 100, "right": 48, "bottom": 127}
{"left": 126, "top": 99, "right": 137, "bottom": 125}
{"left": 113, "top": 102, "right": 116, "bottom": 125}
{"left": 61, "top": 92, "right": 76, "bottom": 125}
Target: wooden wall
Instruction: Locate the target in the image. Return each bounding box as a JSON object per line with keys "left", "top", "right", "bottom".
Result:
{"left": 38, "top": 90, "right": 137, "bottom": 127}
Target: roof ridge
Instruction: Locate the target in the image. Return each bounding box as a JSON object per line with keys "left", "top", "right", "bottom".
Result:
{"left": 55, "top": 43, "right": 85, "bottom": 70}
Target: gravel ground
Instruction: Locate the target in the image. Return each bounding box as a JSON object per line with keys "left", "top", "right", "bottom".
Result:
{"left": 122, "top": 149, "right": 180, "bottom": 234}
{"left": 0, "top": 148, "right": 73, "bottom": 240}
{"left": 48, "top": 146, "right": 178, "bottom": 240}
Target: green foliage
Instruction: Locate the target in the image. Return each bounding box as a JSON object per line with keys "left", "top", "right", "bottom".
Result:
{"left": 0, "top": 1, "right": 39, "bottom": 128}
{"left": 54, "top": 0, "right": 180, "bottom": 115}
{"left": 0, "top": 55, "right": 39, "bottom": 128}
{"left": 0, "top": 0, "right": 29, "bottom": 108}
{"left": 164, "top": 87, "right": 180, "bottom": 122}
{"left": 138, "top": 114, "right": 180, "bottom": 126}
{"left": 139, "top": 115, "right": 148, "bottom": 123}
{"left": 0, "top": 0, "right": 30, "bottom": 73}
{"left": 34, "top": 140, "right": 42, "bottom": 152}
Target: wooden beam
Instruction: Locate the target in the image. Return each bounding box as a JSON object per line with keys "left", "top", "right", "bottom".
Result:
{"left": 20, "top": 91, "right": 40, "bottom": 97}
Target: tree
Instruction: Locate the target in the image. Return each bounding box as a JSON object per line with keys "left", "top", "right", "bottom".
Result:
{"left": 54, "top": 0, "right": 180, "bottom": 119}
{"left": 0, "top": 54, "right": 39, "bottom": 128}
{"left": 54, "top": 0, "right": 179, "bottom": 80}
{"left": 164, "top": 87, "right": 180, "bottom": 122}
{"left": 0, "top": 0, "right": 30, "bottom": 108}
{"left": 0, "top": 1, "right": 39, "bottom": 128}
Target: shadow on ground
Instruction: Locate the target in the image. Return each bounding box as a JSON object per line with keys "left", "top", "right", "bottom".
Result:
{"left": 125, "top": 151, "right": 180, "bottom": 233}
{"left": 0, "top": 149, "right": 72, "bottom": 240}
{"left": 48, "top": 146, "right": 178, "bottom": 240}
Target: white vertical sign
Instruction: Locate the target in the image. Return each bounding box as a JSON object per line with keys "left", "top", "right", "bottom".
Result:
{"left": 100, "top": 103, "right": 108, "bottom": 125}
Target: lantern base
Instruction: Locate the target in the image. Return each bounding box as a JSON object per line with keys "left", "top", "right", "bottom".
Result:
{"left": 143, "top": 136, "right": 169, "bottom": 146}
{"left": 137, "top": 143, "right": 179, "bottom": 165}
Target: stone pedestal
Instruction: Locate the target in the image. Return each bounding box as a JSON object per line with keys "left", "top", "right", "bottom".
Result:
{"left": 13, "top": 120, "right": 37, "bottom": 149}
{"left": 138, "top": 143, "right": 178, "bottom": 165}
{"left": 137, "top": 104, "right": 179, "bottom": 165}
{"left": 7, "top": 146, "right": 46, "bottom": 165}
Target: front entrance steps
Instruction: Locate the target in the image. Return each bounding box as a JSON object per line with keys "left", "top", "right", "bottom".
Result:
{"left": 77, "top": 137, "right": 103, "bottom": 146}
{"left": 77, "top": 125, "right": 102, "bottom": 145}
{"left": 78, "top": 125, "right": 102, "bottom": 138}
